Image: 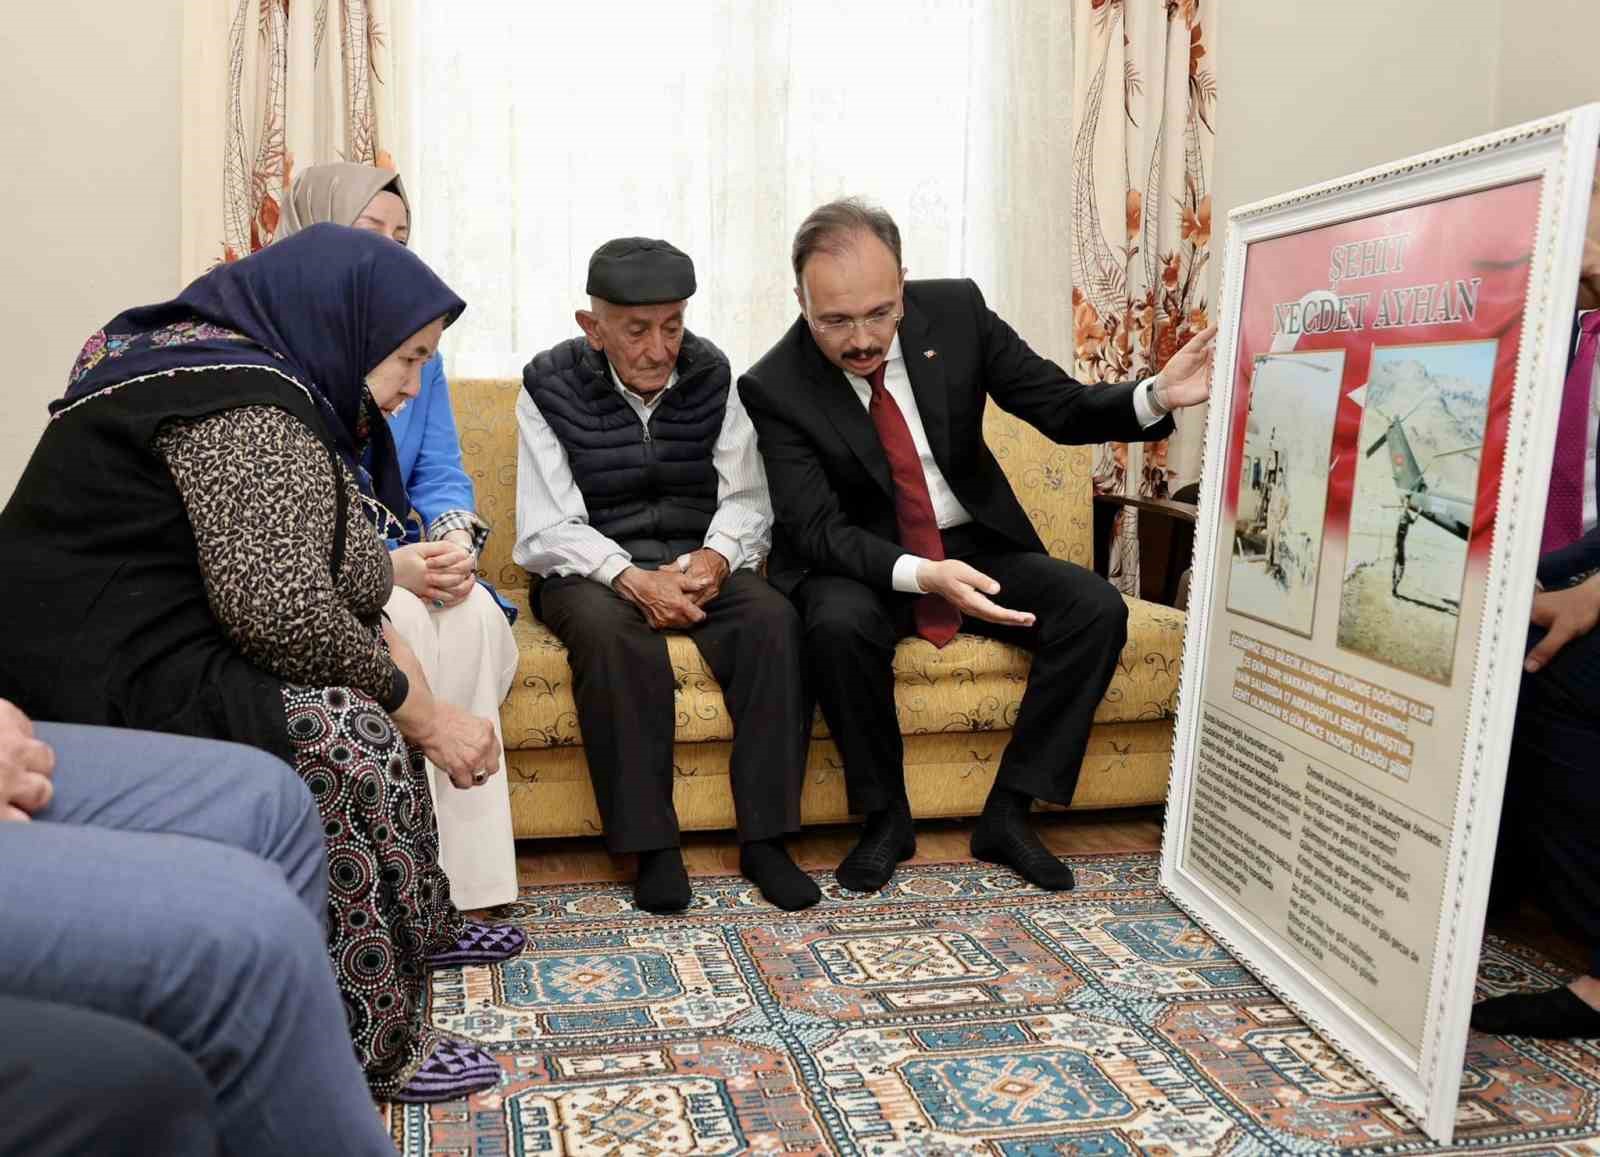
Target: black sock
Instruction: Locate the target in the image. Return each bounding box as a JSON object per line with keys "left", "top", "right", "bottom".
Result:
{"left": 837, "top": 798, "right": 915, "bottom": 893}
{"left": 973, "top": 789, "right": 1074, "bottom": 891}
{"left": 634, "top": 846, "right": 691, "bottom": 913}
{"left": 740, "top": 838, "right": 821, "bottom": 911}
{"left": 982, "top": 785, "right": 1031, "bottom": 821}
{"left": 1471, "top": 985, "right": 1600, "bottom": 1038}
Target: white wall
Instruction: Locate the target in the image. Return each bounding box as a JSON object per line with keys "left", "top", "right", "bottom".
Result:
{"left": 0, "top": 1, "right": 183, "bottom": 497}
{"left": 1212, "top": 0, "right": 1600, "bottom": 306}
{"left": 1493, "top": 0, "right": 1600, "bottom": 129}
{"left": 2, "top": 1, "right": 1595, "bottom": 498}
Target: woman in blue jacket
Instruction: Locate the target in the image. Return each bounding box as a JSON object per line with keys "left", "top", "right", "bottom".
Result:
{"left": 280, "top": 162, "right": 518, "bottom": 909}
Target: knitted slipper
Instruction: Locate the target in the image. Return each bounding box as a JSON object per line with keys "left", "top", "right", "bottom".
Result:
{"left": 392, "top": 1039, "right": 502, "bottom": 1103}
{"left": 425, "top": 920, "right": 526, "bottom": 968}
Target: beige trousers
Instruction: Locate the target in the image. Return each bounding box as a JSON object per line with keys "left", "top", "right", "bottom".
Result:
{"left": 384, "top": 583, "right": 519, "bottom": 909}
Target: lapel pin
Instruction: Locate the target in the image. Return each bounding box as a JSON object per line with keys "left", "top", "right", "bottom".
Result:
{"left": 923, "top": 349, "right": 937, "bottom": 359}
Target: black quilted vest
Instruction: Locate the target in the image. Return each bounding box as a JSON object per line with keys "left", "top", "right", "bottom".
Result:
{"left": 523, "top": 332, "right": 730, "bottom": 567}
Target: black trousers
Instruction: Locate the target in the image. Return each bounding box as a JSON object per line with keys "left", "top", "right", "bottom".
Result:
{"left": 534, "top": 570, "right": 808, "bottom": 853}
{"left": 793, "top": 525, "right": 1129, "bottom": 814}
{"left": 1492, "top": 625, "right": 1600, "bottom": 975}
{"left": 0, "top": 996, "right": 219, "bottom": 1156}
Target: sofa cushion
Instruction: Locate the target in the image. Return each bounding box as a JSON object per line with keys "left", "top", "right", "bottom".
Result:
{"left": 449, "top": 378, "right": 1098, "bottom": 592}
{"left": 498, "top": 587, "right": 1184, "bottom": 752}
{"left": 452, "top": 378, "right": 529, "bottom": 592}
{"left": 503, "top": 719, "right": 1178, "bottom": 836}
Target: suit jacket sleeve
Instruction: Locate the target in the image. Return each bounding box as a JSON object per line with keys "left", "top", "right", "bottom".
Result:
{"left": 739, "top": 374, "right": 903, "bottom": 589}
{"left": 1538, "top": 525, "right": 1600, "bottom": 589}
{"left": 970, "top": 280, "right": 1176, "bottom": 445}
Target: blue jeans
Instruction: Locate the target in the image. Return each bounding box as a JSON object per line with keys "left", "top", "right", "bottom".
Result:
{"left": 0, "top": 724, "right": 397, "bottom": 1156}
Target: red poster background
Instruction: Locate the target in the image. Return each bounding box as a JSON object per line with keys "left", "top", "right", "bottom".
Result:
{"left": 1222, "top": 179, "right": 1544, "bottom": 561}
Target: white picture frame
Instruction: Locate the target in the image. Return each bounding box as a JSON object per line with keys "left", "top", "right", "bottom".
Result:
{"left": 1161, "top": 103, "right": 1600, "bottom": 1143}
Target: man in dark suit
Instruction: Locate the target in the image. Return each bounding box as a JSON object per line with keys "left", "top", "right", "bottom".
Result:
{"left": 1473, "top": 164, "right": 1600, "bottom": 1039}
{"left": 739, "top": 198, "right": 1215, "bottom": 893}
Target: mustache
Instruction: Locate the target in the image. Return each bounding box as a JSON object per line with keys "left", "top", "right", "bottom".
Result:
{"left": 842, "top": 346, "right": 884, "bottom": 361}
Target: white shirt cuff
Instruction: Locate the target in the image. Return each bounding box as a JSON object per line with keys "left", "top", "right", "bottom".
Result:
{"left": 702, "top": 532, "right": 742, "bottom": 572}
{"left": 893, "top": 554, "right": 930, "bottom": 594}
{"left": 591, "top": 553, "right": 633, "bottom": 588}
{"left": 1133, "top": 376, "right": 1168, "bottom": 428}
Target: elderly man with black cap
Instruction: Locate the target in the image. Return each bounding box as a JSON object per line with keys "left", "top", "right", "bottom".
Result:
{"left": 514, "top": 237, "right": 816, "bottom": 914}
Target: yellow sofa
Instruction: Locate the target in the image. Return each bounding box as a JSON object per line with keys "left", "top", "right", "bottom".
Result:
{"left": 451, "top": 378, "right": 1184, "bottom": 839}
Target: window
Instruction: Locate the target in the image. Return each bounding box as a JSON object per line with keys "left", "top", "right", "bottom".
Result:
{"left": 406, "top": 1, "right": 1073, "bottom": 377}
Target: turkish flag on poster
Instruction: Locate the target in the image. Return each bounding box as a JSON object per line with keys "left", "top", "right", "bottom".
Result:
{"left": 1222, "top": 178, "right": 1542, "bottom": 561}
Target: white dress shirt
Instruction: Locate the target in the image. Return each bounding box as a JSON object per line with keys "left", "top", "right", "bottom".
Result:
{"left": 513, "top": 359, "right": 773, "bottom": 585}
{"left": 843, "top": 335, "right": 1168, "bottom": 592}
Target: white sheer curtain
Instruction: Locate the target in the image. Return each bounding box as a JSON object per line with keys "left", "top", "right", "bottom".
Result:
{"left": 180, "top": 0, "right": 402, "bottom": 280}
{"left": 400, "top": 1, "right": 1073, "bottom": 379}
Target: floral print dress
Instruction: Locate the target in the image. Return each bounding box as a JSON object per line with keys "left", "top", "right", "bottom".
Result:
{"left": 156, "top": 403, "right": 466, "bottom": 1096}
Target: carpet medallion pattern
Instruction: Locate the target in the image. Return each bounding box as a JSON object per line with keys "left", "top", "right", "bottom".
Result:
{"left": 384, "top": 854, "right": 1600, "bottom": 1154}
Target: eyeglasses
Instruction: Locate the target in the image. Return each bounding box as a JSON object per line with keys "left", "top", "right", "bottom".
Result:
{"left": 808, "top": 306, "right": 903, "bottom": 336}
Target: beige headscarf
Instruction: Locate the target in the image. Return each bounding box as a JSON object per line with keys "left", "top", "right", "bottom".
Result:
{"left": 279, "top": 162, "right": 411, "bottom": 238}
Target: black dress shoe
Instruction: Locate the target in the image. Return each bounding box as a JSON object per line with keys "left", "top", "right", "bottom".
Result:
{"left": 1471, "top": 986, "right": 1600, "bottom": 1038}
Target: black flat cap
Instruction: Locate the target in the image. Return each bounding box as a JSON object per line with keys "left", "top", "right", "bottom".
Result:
{"left": 586, "top": 237, "right": 696, "bottom": 305}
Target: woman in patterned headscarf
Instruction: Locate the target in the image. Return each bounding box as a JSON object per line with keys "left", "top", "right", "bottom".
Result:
{"left": 0, "top": 225, "right": 520, "bottom": 1102}
{"left": 280, "top": 161, "right": 520, "bottom": 913}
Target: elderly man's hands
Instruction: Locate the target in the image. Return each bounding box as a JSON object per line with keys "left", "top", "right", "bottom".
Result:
{"left": 0, "top": 699, "right": 55, "bottom": 822}
{"left": 614, "top": 565, "right": 709, "bottom": 629}
{"left": 673, "top": 548, "right": 730, "bottom": 607}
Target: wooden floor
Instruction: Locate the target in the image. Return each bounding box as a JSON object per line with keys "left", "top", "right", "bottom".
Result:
{"left": 516, "top": 806, "right": 1164, "bottom": 885}
{"left": 1487, "top": 898, "right": 1591, "bottom": 975}
{"left": 514, "top": 805, "right": 1589, "bottom": 975}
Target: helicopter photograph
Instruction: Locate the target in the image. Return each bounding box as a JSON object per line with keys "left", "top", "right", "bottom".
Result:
{"left": 1336, "top": 340, "right": 1495, "bottom": 683}
{"left": 1227, "top": 349, "right": 1344, "bottom": 636}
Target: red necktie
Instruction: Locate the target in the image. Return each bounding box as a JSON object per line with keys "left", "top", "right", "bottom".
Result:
{"left": 1543, "top": 311, "right": 1600, "bottom": 555}
{"left": 865, "top": 364, "right": 962, "bottom": 647}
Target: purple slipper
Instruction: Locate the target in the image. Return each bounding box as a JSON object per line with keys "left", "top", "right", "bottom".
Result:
{"left": 393, "top": 1038, "right": 501, "bottom": 1103}
{"left": 425, "top": 920, "right": 526, "bottom": 968}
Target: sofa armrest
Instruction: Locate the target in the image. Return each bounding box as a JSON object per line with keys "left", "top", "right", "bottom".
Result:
{"left": 1092, "top": 493, "right": 1198, "bottom": 609}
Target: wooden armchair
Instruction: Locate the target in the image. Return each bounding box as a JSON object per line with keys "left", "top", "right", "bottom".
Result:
{"left": 1092, "top": 481, "right": 1200, "bottom": 611}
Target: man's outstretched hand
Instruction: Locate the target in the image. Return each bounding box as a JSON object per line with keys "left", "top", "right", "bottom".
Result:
{"left": 917, "top": 559, "right": 1036, "bottom": 627}
{"left": 1155, "top": 324, "right": 1217, "bottom": 410}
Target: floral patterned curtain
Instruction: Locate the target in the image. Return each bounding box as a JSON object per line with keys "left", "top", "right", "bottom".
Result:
{"left": 1070, "top": 0, "right": 1217, "bottom": 593}
{"left": 181, "top": 0, "right": 400, "bottom": 280}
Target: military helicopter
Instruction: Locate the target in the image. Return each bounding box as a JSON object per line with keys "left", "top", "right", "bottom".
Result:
{"left": 1358, "top": 387, "right": 1479, "bottom": 606}
{"left": 1363, "top": 403, "right": 1476, "bottom": 541}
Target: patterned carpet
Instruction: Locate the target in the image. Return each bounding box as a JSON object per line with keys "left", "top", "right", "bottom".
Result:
{"left": 384, "top": 853, "right": 1600, "bottom": 1155}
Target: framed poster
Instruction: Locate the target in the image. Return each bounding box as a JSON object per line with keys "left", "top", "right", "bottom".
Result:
{"left": 1161, "top": 104, "right": 1600, "bottom": 1143}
